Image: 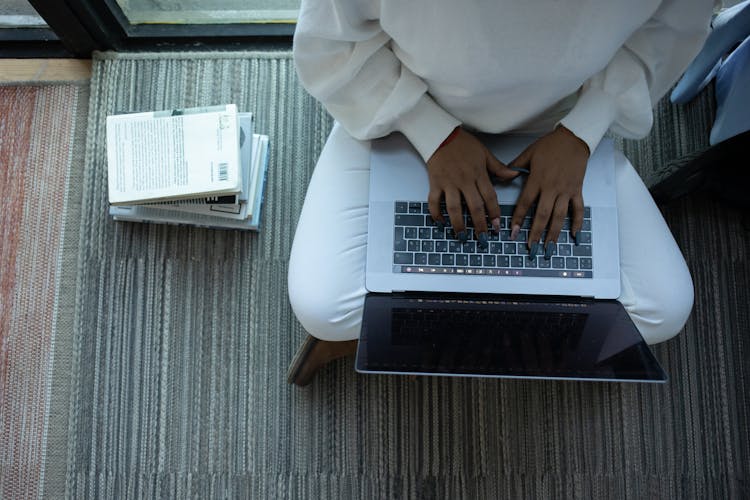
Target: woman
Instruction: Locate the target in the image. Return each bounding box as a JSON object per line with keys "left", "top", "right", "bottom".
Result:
{"left": 287, "top": 0, "right": 714, "bottom": 385}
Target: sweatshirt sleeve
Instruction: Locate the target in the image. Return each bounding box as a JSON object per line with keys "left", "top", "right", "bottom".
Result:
{"left": 559, "top": 0, "right": 713, "bottom": 153}
{"left": 293, "top": 0, "right": 461, "bottom": 162}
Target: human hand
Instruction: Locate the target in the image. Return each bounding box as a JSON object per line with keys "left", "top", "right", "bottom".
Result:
{"left": 509, "top": 126, "right": 590, "bottom": 258}
{"left": 426, "top": 128, "right": 520, "bottom": 246}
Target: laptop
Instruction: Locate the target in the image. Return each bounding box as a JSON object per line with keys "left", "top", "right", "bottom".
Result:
{"left": 356, "top": 133, "right": 667, "bottom": 383}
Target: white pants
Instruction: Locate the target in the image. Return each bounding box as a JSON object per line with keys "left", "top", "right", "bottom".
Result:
{"left": 288, "top": 123, "right": 694, "bottom": 345}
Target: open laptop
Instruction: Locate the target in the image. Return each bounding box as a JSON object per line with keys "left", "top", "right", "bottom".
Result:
{"left": 356, "top": 133, "right": 667, "bottom": 383}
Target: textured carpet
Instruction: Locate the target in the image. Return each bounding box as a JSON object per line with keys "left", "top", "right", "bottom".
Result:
{"left": 0, "top": 83, "right": 89, "bottom": 499}
{"left": 7, "top": 51, "right": 747, "bottom": 499}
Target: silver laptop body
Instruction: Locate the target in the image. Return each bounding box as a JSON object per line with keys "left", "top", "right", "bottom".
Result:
{"left": 365, "top": 133, "right": 620, "bottom": 299}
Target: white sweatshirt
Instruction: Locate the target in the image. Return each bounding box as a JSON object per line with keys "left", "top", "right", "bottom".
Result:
{"left": 293, "top": 0, "right": 713, "bottom": 161}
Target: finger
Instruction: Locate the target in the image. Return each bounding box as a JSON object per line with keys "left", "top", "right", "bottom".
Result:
{"left": 544, "top": 196, "right": 570, "bottom": 259}
{"left": 528, "top": 194, "right": 556, "bottom": 258}
{"left": 463, "top": 187, "right": 490, "bottom": 247}
{"left": 485, "top": 150, "right": 520, "bottom": 183}
{"left": 444, "top": 189, "right": 466, "bottom": 241}
{"left": 570, "top": 193, "right": 585, "bottom": 244}
{"left": 477, "top": 172, "right": 501, "bottom": 232}
{"left": 428, "top": 188, "right": 445, "bottom": 227}
{"left": 508, "top": 142, "right": 534, "bottom": 169}
{"left": 510, "top": 183, "right": 538, "bottom": 242}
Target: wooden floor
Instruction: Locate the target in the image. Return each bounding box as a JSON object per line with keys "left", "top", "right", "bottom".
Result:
{"left": 0, "top": 59, "right": 91, "bottom": 83}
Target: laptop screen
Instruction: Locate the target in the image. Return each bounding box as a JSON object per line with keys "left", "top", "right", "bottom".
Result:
{"left": 356, "top": 293, "right": 667, "bottom": 383}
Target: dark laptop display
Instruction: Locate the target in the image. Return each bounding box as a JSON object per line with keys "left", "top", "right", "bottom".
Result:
{"left": 356, "top": 294, "right": 667, "bottom": 383}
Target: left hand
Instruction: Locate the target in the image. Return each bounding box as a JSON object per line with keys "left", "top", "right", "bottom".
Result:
{"left": 509, "top": 126, "right": 590, "bottom": 256}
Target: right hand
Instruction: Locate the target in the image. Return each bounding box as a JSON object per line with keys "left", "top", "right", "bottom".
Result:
{"left": 426, "top": 128, "right": 520, "bottom": 244}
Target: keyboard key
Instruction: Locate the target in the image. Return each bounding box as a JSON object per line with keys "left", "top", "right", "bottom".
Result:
{"left": 525, "top": 256, "right": 538, "bottom": 268}
{"left": 419, "top": 227, "right": 432, "bottom": 239}
{"left": 395, "top": 201, "right": 408, "bottom": 213}
{"left": 432, "top": 227, "right": 445, "bottom": 239}
{"left": 415, "top": 253, "right": 427, "bottom": 265}
{"left": 572, "top": 245, "right": 592, "bottom": 256}
{"left": 538, "top": 257, "right": 551, "bottom": 268}
{"left": 504, "top": 243, "right": 516, "bottom": 254}
{"left": 582, "top": 219, "right": 591, "bottom": 231}
{"left": 496, "top": 255, "right": 510, "bottom": 267}
{"left": 428, "top": 254, "right": 441, "bottom": 265}
{"left": 483, "top": 255, "right": 496, "bottom": 267}
{"left": 558, "top": 244, "right": 572, "bottom": 256}
{"left": 404, "top": 227, "right": 417, "bottom": 239}
{"left": 511, "top": 256, "right": 524, "bottom": 267}
{"left": 576, "top": 231, "right": 592, "bottom": 244}
{"left": 435, "top": 240, "right": 448, "bottom": 252}
{"left": 566, "top": 257, "right": 579, "bottom": 269}
{"left": 442, "top": 254, "right": 455, "bottom": 266}
{"left": 580, "top": 258, "right": 593, "bottom": 269}
{"left": 395, "top": 214, "right": 424, "bottom": 226}
{"left": 421, "top": 240, "right": 434, "bottom": 252}
{"left": 552, "top": 257, "right": 565, "bottom": 269}
{"left": 394, "top": 228, "right": 406, "bottom": 251}
{"left": 456, "top": 254, "right": 469, "bottom": 266}
{"left": 470, "top": 255, "right": 482, "bottom": 266}
{"left": 394, "top": 252, "right": 413, "bottom": 264}
{"left": 464, "top": 241, "right": 476, "bottom": 253}
{"left": 449, "top": 241, "right": 462, "bottom": 253}
{"left": 490, "top": 242, "right": 503, "bottom": 254}
{"left": 407, "top": 240, "right": 420, "bottom": 252}
{"left": 408, "top": 202, "right": 421, "bottom": 213}
{"left": 422, "top": 202, "right": 430, "bottom": 214}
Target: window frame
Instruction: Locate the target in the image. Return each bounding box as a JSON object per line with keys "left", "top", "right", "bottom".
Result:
{"left": 0, "top": 0, "right": 295, "bottom": 58}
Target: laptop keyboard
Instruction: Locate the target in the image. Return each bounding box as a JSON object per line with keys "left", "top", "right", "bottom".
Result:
{"left": 393, "top": 201, "right": 593, "bottom": 278}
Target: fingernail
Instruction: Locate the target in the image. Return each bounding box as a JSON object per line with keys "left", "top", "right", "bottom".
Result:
{"left": 478, "top": 232, "right": 488, "bottom": 249}
{"left": 511, "top": 224, "right": 520, "bottom": 241}
{"left": 509, "top": 166, "right": 531, "bottom": 175}
{"left": 457, "top": 231, "right": 468, "bottom": 243}
{"left": 544, "top": 242, "right": 555, "bottom": 259}
{"left": 530, "top": 242, "right": 541, "bottom": 259}
{"left": 573, "top": 231, "right": 580, "bottom": 246}
{"left": 491, "top": 218, "right": 500, "bottom": 232}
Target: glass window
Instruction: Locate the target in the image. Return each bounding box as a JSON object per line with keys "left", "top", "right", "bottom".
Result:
{"left": 114, "top": 0, "right": 299, "bottom": 25}
{"left": 0, "top": 0, "right": 47, "bottom": 27}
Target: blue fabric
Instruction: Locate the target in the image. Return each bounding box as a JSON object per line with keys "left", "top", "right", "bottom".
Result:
{"left": 671, "top": 0, "right": 750, "bottom": 104}
{"left": 710, "top": 34, "right": 750, "bottom": 145}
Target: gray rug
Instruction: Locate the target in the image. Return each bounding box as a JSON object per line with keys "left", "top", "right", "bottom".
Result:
{"left": 54, "top": 51, "right": 749, "bottom": 499}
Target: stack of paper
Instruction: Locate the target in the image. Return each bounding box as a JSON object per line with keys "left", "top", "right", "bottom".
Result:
{"left": 106, "top": 104, "right": 269, "bottom": 230}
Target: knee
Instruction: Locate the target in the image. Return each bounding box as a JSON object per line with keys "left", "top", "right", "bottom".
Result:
{"left": 627, "top": 270, "right": 695, "bottom": 345}
{"left": 287, "top": 266, "right": 364, "bottom": 342}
